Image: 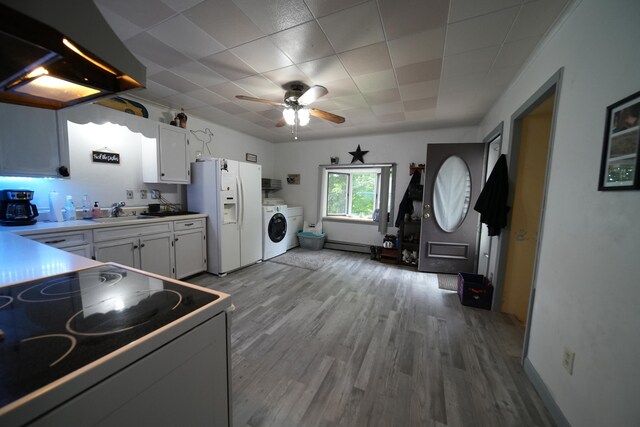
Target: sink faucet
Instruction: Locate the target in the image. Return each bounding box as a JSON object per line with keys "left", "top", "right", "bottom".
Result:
{"left": 109, "top": 201, "right": 126, "bottom": 217}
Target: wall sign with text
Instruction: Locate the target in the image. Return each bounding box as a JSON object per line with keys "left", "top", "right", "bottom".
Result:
{"left": 92, "top": 150, "right": 120, "bottom": 164}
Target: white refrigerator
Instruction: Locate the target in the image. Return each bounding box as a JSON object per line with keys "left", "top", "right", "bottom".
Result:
{"left": 187, "top": 159, "right": 262, "bottom": 275}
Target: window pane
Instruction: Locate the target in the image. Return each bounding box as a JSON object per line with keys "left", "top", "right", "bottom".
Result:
{"left": 327, "top": 173, "right": 348, "bottom": 215}
{"left": 351, "top": 173, "right": 377, "bottom": 217}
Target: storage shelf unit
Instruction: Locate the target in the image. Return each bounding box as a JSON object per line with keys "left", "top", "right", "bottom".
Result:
{"left": 399, "top": 220, "right": 420, "bottom": 267}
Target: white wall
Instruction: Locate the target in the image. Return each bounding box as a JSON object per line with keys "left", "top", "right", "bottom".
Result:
{"left": 0, "top": 100, "right": 274, "bottom": 215}
{"left": 273, "top": 127, "right": 479, "bottom": 245}
{"left": 479, "top": 0, "right": 640, "bottom": 425}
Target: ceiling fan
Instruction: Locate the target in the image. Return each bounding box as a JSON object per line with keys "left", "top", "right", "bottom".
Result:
{"left": 235, "top": 82, "right": 345, "bottom": 132}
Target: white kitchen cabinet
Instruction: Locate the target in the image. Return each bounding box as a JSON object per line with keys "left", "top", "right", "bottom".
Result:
{"left": 141, "top": 123, "right": 190, "bottom": 184}
{"left": 24, "top": 230, "right": 92, "bottom": 257}
{"left": 286, "top": 206, "right": 304, "bottom": 250}
{"left": 29, "top": 311, "right": 230, "bottom": 427}
{"left": 173, "top": 219, "right": 206, "bottom": 280}
{"left": 93, "top": 222, "right": 174, "bottom": 277}
{"left": 0, "top": 103, "right": 69, "bottom": 178}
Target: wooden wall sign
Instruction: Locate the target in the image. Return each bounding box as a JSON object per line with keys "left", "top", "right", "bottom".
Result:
{"left": 92, "top": 150, "right": 120, "bottom": 164}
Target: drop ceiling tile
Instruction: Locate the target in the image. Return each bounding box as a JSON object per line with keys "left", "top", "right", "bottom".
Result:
{"left": 506, "top": 0, "right": 568, "bottom": 42}
{"left": 399, "top": 80, "right": 440, "bottom": 101}
{"left": 158, "top": 93, "right": 207, "bottom": 109}
{"left": 215, "top": 102, "right": 250, "bottom": 115}
{"left": 378, "top": 0, "right": 449, "bottom": 40}
{"left": 208, "top": 81, "right": 255, "bottom": 100}
{"left": 258, "top": 109, "right": 284, "bottom": 120}
{"left": 230, "top": 38, "right": 292, "bottom": 73}
{"left": 255, "top": 120, "right": 279, "bottom": 129}
{"left": 134, "top": 80, "right": 178, "bottom": 100}
{"left": 161, "top": 0, "right": 205, "bottom": 12}
{"left": 322, "top": 78, "right": 360, "bottom": 97}
{"left": 149, "top": 70, "right": 201, "bottom": 93}
{"left": 332, "top": 94, "right": 368, "bottom": 109}
{"left": 170, "top": 61, "right": 227, "bottom": 88}
{"left": 232, "top": 0, "right": 314, "bottom": 34}
{"left": 405, "top": 108, "right": 436, "bottom": 120}
{"left": 95, "top": 3, "right": 143, "bottom": 40}
{"left": 126, "top": 32, "right": 192, "bottom": 69}
{"left": 318, "top": 1, "right": 384, "bottom": 53}
{"left": 442, "top": 46, "right": 500, "bottom": 78}
{"left": 237, "top": 111, "right": 270, "bottom": 123}
{"left": 199, "top": 50, "right": 257, "bottom": 81}
{"left": 338, "top": 42, "right": 393, "bottom": 76}
{"left": 148, "top": 15, "right": 225, "bottom": 60}
{"left": 485, "top": 65, "right": 520, "bottom": 88}
{"left": 371, "top": 102, "right": 404, "bottom": 115}
{"left": 439, "top": 72, "right": 486, "bottom": 94}
{"left": 404, "top": 97, "right": 437, "bottom": 112}
{"left": 448, "top": 0, "right": 523, "bottom": 23}
{"left": 444, "top": 7, "right": 520, "bottom": 56}
{"left": 362, "top": 88, "right": 401, "bottom": 106}
{"left": 263, "top": 65, "right": 310, "bottom": 88}
{"left": 396, "top": 59, "right": 442, "bottom": 86}
{"left": 269, "top": 21, "right": 335, "bottom": 64}
{"left": 235, "top": 99, "right": 278, "bottom": 112}
{"left": 234, "top": 75, "right": 282, "bottom": 97}
{"left": 95, "top": 0, "right": 176, "bottom": 29}
{"left": 183, "top": 0, "right": 264, "bottom": 48}
{"left": 185, "top": 88, "right": 228, "bottom": 105}
{"left": 388, "top": 27, "right": 446, "bottom": 67}
{"left": 492, "top": 36, "right": 540, "bottom": 69}
{"left": 138, "top": 57, "right": 166, "bottom": 77}
{"left": 352, "top": 70, "right": 397, "bottom": 93}
{"left": 304, "top": 0, "right": 368, "bottom": 18}
{"left": 307, "top": 99, "right": 339, "bottom": 112}
{"left": 298, "top": 56, "right": 350, "bottom": 85}
{"left": 376, "top": 112, "right": 406, "bottom": 123}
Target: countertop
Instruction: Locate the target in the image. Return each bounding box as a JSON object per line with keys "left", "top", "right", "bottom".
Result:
{"left": 0, "top": 213, "right": 207, "bottom": 287}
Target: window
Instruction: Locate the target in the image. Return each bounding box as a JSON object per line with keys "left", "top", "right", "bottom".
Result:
{"left": 320, "top": 163, "right": 396, "bottom": 232}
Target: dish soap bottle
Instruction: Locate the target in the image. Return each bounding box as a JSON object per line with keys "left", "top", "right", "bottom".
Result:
{"left": 82, "top": 194, "right": 92, "bottom": 220}
{"left": 91, "top": 201, "right": 101, "bottom": 219}
{"left": 64, "top": 195, "right": 76, "bottom": 221}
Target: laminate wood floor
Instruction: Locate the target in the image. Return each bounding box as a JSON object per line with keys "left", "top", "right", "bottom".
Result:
{"left": 189, "top": 250, "right": 553, "bottom": 427}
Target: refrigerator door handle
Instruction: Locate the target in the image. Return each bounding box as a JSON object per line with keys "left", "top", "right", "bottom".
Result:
{"left": 236, "top": 175, "right": 243, "bottom": 230}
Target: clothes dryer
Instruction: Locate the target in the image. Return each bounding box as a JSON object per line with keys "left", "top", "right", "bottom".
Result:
{"left": 262, "top": 205, "right": 287, "bottom": 260}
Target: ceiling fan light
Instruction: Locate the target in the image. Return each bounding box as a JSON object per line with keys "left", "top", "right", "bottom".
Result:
{"left": 283, "top": 107, "right": 296, "bottom": 125}
{"left": 298, "top": 108, "right": 310, "bottom": 126}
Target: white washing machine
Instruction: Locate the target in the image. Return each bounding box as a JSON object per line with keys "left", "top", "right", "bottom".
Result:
{"left": 263, "top": 205, "right": 288, "bottom": 260}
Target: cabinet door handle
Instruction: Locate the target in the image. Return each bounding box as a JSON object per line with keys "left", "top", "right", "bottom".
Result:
{"left": 183, "top": 223, "right": 194, "bottom": 226}
{"left": 133, "top": 245, "right": 138, "bottom": 249}
{"left": 44, "top": 239, "right": 66, "bottom": 244}
{"left": 140, "top": 243, "right": 145, "bottom": 248}
{"left": 175, "top": 237, "right": 179, "bottom": 242}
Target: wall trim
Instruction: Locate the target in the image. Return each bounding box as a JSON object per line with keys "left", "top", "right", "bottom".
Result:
{"left": 523, "top": 357, "right": 571, "bottom": 427}
{"left": 324, "top": 240, "right": 371, "bottom": 253}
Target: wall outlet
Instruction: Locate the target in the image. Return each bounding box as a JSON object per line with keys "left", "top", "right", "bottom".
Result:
{"left": 126, "top": 190, "right": 134, "bottom": 199}
{"left": 140, "top": 189, "right": 148, "bottom": 199}
{"left": 150, "top": 189, "right": 160, "bottom": 199}
{"left": 562, "top": 347, "right": 575, "bottom": 375}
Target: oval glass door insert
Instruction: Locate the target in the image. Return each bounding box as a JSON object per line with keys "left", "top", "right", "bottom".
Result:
{"left": 433, "top": 155, "right": 471, "bottom": 232}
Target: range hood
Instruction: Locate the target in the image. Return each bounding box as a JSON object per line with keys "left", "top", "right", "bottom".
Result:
{"left": 0, "top": 0, "right": 145, "bottom": 110}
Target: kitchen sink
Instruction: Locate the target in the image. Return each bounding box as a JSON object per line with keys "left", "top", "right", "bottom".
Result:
{"left": 91, "top": 216, "right": 155, "bottom": 223}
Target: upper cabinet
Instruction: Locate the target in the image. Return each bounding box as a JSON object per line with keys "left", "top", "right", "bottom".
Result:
{"left": 0, "top": 103, "right": 70, "bottom": 178}
{"left": 142, "top": 123, "right": 190, "bottom": 184}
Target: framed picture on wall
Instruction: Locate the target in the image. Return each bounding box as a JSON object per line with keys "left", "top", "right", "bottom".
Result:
{"left": 598, "top": 90, "right": 640, "bottom": 190}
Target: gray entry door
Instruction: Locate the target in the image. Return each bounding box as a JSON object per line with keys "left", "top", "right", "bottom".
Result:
{"left": 418, "top": 143, "right": 485, "bottom": 273}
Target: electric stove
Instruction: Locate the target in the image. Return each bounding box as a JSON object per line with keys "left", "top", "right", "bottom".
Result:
{"left": 0, "top": 264, "right": 221, "bottom": 412}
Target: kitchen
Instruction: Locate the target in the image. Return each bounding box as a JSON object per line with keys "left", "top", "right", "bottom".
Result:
{"left": 2, "top": 0, "right": 640, "bottom": 426}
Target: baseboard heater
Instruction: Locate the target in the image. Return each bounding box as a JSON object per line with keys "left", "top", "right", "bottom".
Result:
{"left": 324, "top": 240, "right": 371, "bottom": 254}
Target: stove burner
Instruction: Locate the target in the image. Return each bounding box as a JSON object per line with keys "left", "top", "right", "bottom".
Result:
{"left": 17, "top": 272, "right": 124, "bottom": 303}
{"left": 21, "top": 334, "right": 77, "bottom": 367}
{"left": 0, "top": 295, "right": 13, "bottom": 310}
{"left": 66, "top": 289, "right": 182, "bottom": 336}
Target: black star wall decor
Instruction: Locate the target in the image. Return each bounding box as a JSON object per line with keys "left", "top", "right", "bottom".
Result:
{"left": 349, "top": 145, "right": 369, "bottom": 163}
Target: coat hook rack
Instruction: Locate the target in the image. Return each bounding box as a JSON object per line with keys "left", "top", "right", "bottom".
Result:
{"left": 409, "top": 163, "right": 425, "bottom": 175}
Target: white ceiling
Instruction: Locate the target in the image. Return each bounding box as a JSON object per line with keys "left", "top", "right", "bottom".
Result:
{"left": 95, "top": 0, "right": 569, "bottom": 142}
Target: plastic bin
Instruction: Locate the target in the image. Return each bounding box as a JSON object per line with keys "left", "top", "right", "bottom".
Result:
{"left": 296, "top": 231, "right": 326, "bottom": 250}
{"left": 457, "top": 272, "right": 493, "bottom": 310}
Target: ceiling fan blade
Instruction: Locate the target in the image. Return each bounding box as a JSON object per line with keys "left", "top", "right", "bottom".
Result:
{"left": 298, "top": 85, "right": 328, "bottom": 106}
{"left": 309, "top": 108, "right": 345, "bottom": 124}
{"left": 235, "top": 95, "right": 285, "bottom": 107}
{"left": 275, "top": 117, "right": 286, "bottom": 127}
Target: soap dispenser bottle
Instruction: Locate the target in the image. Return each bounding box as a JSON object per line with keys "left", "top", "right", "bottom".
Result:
{"left": 82, "top": 194, "right": 92, "bottom": 220}
{"left": 91, "top": 202, "right": 101, "bottom": 219}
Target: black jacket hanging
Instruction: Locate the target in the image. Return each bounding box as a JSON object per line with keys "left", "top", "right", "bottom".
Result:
{"left": 395, "top": 171, "right": 421, "bottom": 227}
{"left": 474, "top": 154, "right": 509, "bottom": 236}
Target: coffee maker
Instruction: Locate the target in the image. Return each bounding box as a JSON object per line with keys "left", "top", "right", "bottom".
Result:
{"left": 0, "top": 190, "right": 39, "bottom": 226}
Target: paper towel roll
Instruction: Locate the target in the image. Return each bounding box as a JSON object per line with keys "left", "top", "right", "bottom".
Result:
{"left": 48, "top": 191, "right": 64, "bottom": 222}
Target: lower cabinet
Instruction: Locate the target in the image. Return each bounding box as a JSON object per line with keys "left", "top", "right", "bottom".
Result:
{"left": 93, "top": 233, "right": 174, "bottom": 279}
{"left": 174, "top": 218, "right": 207, "bottom": 279}
{"left": 23, "top": 230, "right": 92, "bottom": 257}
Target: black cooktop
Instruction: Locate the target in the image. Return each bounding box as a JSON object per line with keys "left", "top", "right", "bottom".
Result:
{"left": 0, "top": 265, "right": 218, "bottom": 409}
